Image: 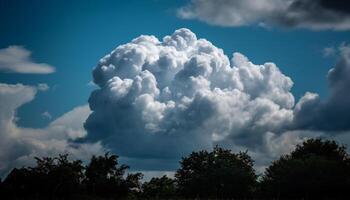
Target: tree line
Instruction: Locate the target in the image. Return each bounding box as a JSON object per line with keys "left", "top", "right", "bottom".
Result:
{"left": 0, "top": 138, "right": 350, "bottom": 199}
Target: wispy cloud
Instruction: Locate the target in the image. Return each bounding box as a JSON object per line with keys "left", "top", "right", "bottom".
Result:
{"left": 37, "top": 83, "right": 50, "bottom": 91}
{"left": 323, "top": 47, "right": 336, "bottom": 57}
{"left": 41, "top": 111, "right": 52, "bottom": 120}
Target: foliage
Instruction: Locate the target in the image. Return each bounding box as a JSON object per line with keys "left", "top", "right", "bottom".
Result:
{"left": 260, "top": 138, "right": 350, "bottom": 199}
{"left": 0, "top": 153, "right": 142, "bottom": 200}
{"left": 1, "top": 139, "right": 350, "bottom": 199}
{"left": 84, "top": 153, "right": 143, "bottom": 199}
{"left": 141, "top": 175, "right": 176, "bottom": 199}
{"left": 1, "top": 154, "right": 84, "bottom": 199}
{"left": 85, "top": 153, "right": 127, "bottom": 198}
{"left": 175, "top": 146, "right": 257, "bottom": 199}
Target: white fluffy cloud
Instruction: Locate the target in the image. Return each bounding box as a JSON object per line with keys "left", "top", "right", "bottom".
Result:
{"left": 0, "top": 46, "right": 55, "bottom": 74}
{"left": 178, "top": 0, "right": 350, "bottom": 30}
{"left": 0, "top": 83, "right": 104, "bottom": 176}
{"left": 85, "top": 28, "right": 299, "bottom": 170}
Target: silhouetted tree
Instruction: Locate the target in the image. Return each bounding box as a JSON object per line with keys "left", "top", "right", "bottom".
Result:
{"left": 1, "top": 168, "right": 36, "bottom": 199}
{"left": 260, "top": 138, "right": 350, "bottom": 199}
{"left": 84, "top": 152, "right": 142, "bottom": 199}
{"left": 124, "top": 172, "right": 144, "bottom": 198}
{"left": 2, "top": 139, "right": 350, "bottom": 199}
{"left": 35, "top": 154, "right": 84, "bottom": 198}
{"left": 0, "top": 153, "right": 143, "bottom": 199}
{"left": 1, "top": 154, "right": 84, "bottom": 199}
{"left": 142, "top": 175, "right": 176, "bottom": 199}
{"left": 175, "top": 146, "right": 257, "bottom": 199}
{"left": 0, "top": 178, "right": 4, "bottom": 198}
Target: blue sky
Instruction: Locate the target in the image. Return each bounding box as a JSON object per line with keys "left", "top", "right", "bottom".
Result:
{"left": 1, "top": 0, "right": 350, "bottom": 177}
{"left": 1, "top": 0, "right": 348, "bottom": 128}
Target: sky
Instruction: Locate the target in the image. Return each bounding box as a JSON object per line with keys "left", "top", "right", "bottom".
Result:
{"left": 1, "top": 0, "right": 350, "bottom": 179}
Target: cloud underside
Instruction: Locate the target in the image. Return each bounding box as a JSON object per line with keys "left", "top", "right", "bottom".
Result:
{"left": 84, "top": 28, "right": 350, "bottom": 171}
{"left": 178, "top": 0, "right": 350, "bottom": 30}
{"left": 0, "top": 46, "right": 55, "bottom": 74}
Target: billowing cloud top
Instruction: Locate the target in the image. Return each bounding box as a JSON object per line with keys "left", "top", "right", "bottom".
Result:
{"left": 85, "top": 28, "right": 297, "bottom": 169}
{"left": 178, "top": 0, "right": 350, "bottom": 30}
{"left": 0, "top": 46, "right": 55, "bottom": 74}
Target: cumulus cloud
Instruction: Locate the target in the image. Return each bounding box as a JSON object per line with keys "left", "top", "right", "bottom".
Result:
{"left": 178, "top": 0, "right": 350, "bottom": 30}
{"left": 0, "top": 46, "right": 55, "bottom": 74}
{"left": 84, "top": 28, "right": 299, "bottom": 170}
{"left": 0, "top": 83, "right": 104, "bottom": 176}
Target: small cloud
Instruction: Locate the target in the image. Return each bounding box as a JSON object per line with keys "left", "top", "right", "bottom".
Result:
{"left": 323, "top": 43, "right": 349, "bottom": 57}
{"left": 37, "top": 83, "right": 49, "bottom": 91}
{"left": 0, "top": 45, "right": 55, "bottom": 74}
{"left": 41, "top": 111, "right": 52, "bottom": 120}
{"left": 87, "top": 81, "right": 97, "bottom": 87}
{"left": 323, "top": 47, "right": 336, "bottom": 57}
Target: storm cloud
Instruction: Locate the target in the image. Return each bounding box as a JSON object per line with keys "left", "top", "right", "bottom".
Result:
{"left": 178, "top": 0, "right": 350, "bottom": 30}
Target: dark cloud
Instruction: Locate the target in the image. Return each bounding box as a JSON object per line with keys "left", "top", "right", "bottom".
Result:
{"left": 294, "top": 46, "right": 350, "bottom": 131}
{"left": 319, "top": 0, "right": 350, "bottom": 13}
{"left": 178, "top": 0, "right": 350, "bottom": 30}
